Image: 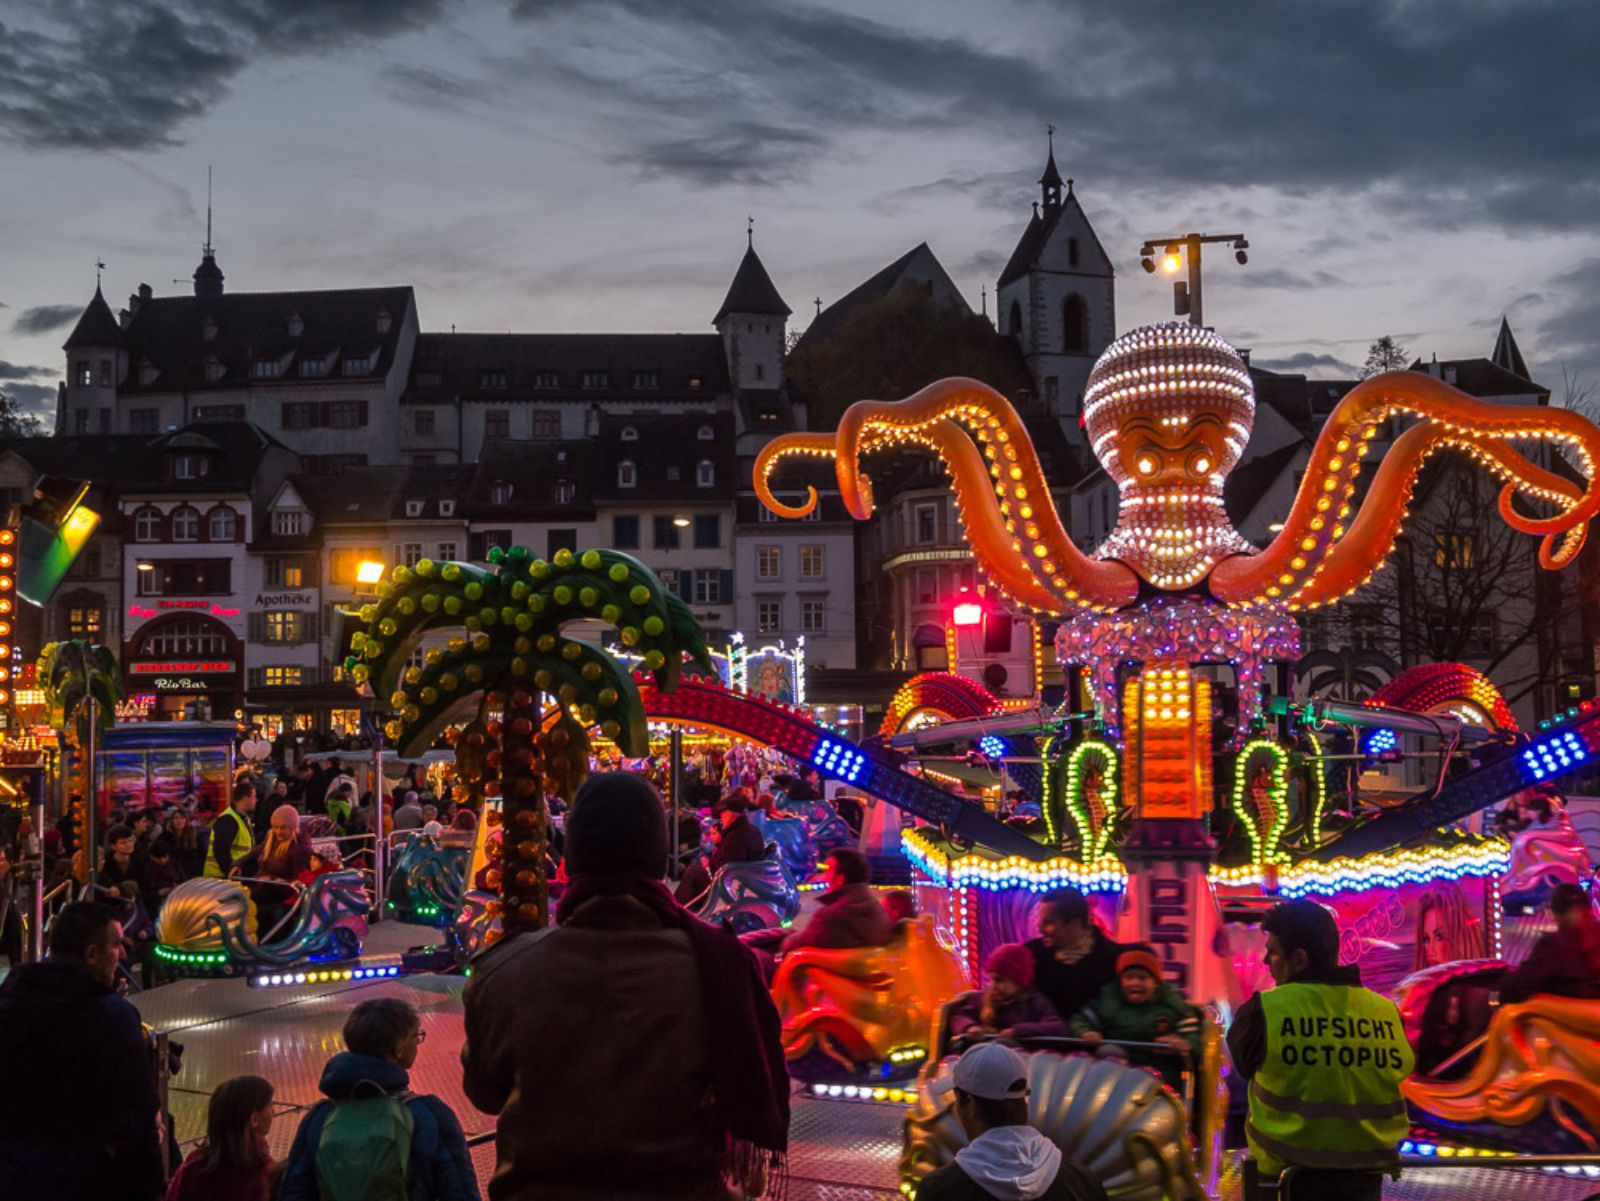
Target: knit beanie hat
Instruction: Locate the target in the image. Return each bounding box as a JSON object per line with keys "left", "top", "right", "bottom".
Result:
{"left": 1116, "top": 947, "right": 1163, "bottom": 981}
{"left": 565, "top": 771, "right": 669, "bottom": 879}
{"left": 987, "top": 943, "right": 1035, "bottom": 987}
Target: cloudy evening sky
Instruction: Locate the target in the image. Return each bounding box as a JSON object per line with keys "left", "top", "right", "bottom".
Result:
{"left": 1, "top": 0, "right": 1598, "bottom": 420}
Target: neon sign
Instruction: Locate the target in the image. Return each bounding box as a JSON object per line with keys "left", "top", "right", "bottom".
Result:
{"left": 129, "top": 660, "right": 235, "bottom": 675}
{"left": 128, "top": 601, "right": 241, "bottom": 619}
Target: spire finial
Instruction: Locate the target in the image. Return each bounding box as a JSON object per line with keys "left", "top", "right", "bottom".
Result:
{"left": 95, "top": 258, "right": 105, "bottom": 287}
{"left": 814, "top": 297, "right": 821, "bottom": 317}
{"left": 747, "top": 215, "right": 754, "bottom": 249}
{"left": 1047, "top": 123, "right": 1055, "bottom": 153}
{"left": 981, "top": 285, "right": 987, "bottom": 317}
{"left": 204, "top": 165, "right": 213, "bottom": 258}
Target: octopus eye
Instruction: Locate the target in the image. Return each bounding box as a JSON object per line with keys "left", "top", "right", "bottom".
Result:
{"left": 1136, "top": 454, "right": 1158, "bottom": 477}
{"left": 1188, "top": 448, "right": 1213, "bottom": 477}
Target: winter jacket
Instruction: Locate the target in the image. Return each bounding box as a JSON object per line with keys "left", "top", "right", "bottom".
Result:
{"left": 1026, "top": 928, "right": 1122, "bottom": 1025}
{"left": 1501, "top": 919, "right": 1600, "bottom": 1003}
{"left": 236, "top": 831, "right": 314, "bottom": 882}
{"left": 462, "top": 892, "right": 725, "bottom": 1200}
{"left": 278, "top": 1051, "right": 480, "bottom": 1201}
{"left": 164, "top": 1148, "right": 272, "bottom": 1201}
{"left": 948, "top": 987, "right": 1066, "bottom": 1038}
{"left": 707, "top": 813, "right": 766, "bottom": 873}
{"left": 782, "top": 881, "right": 896, "bottom": 952}
{"left": 916, "top": 1127, "right": 1108, "bottom": 1201}
{"left": 1070, "top": 979, "right": 1200, "bottom": 1085}
{"left": 0, "top": 960, "right": 163, "bottom": 1201}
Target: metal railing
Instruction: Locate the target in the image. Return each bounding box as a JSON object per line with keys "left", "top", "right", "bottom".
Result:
{"left": 30, "top": 876, "right": 74, "bottom": 961}
{"left": 1245, "top": 1154, "right": 1600, "bottom": 1200}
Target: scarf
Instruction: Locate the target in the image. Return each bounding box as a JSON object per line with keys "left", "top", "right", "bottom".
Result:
{"left": 556, "top": 875, "right": 790, "bottom": 1197}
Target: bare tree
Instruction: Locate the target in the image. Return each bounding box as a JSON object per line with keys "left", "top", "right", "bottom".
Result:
{"left": 1361, "top": 335, "right": 1409, "bottom": 379}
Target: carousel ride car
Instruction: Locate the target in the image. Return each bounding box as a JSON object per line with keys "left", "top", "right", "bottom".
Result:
{"left": 688, "top": 843, "right": 802, "bottom": 934}
{"left": 152, "top": 869, "right": 370, "bottom": 978}
{"left": 385, "top": 832, "right": 472, "bottom": 927}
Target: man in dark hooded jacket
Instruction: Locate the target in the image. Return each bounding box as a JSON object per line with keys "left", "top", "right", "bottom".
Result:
{"left": 782, "top": 849, "right": 895, "bottom": 952}
{"left": 1501, "top": 882, "right": 1600, "bottom": 1003}
{"left": 0, "top": 901, "right": 162, "bottom": 1200}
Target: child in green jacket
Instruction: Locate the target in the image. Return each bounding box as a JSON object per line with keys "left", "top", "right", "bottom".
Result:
{"left": 1070, "top": 948, "right": 1199, "bottom": 1090}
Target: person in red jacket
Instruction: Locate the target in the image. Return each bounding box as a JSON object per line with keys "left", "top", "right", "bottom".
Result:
{"left": 1501, "top": 882, "right": 1600, "bottom": 1003}
{"left": 165, "top": 1075, "right": 277, "bottom": 1201}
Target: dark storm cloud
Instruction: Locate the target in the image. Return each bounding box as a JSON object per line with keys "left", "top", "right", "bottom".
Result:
{"left": 0, "top": 382, "right": 56, "bottom": 411}
{"left": 624, "top": 122, "right": 830, "bottom": 187}
{"left": 10, "top": 304, "right": 81, "bottom": 335}
{"left": 0, "top": 0, "right": 447, "bottom": 150}
{"left": 0, "top": 360, "right": 50, "bottom": 381}
{"left": 1235, "top": 269, "right": 1351, "bottom": 291}
{"left": 1535, "top": 258, "right": 1600, "bottom": 386}
{"left": 1254, "top": 352, "right": 1360, "bottom": 377}
{"left": 497, "top": 0, "right": 1600, "bottom": 230}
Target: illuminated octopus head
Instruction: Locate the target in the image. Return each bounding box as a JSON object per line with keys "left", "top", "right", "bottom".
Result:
{"left": 1083, "top": 323, "right": 1256, "bottom": 495}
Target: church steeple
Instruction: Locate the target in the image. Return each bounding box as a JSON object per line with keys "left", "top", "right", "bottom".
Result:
{"left": 1491, "top": 316, "right": 1531, "bottom": 381}
{"left": 193, "top": 166, "right": 224, "bottom": 299}
{"left": 1039, "top": 125, "right": 1064, "bottom": 211}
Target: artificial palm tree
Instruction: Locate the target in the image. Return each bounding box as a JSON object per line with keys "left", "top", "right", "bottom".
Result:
{"left": 37, "top": 639, "right": 123, "bottom": 884}
{"left": 351, "top": 545, "right": 709, "bottom": 936}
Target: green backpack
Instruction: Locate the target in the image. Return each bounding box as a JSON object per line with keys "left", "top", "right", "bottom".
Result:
{"left": 314, "top": 1094, "right": 415, "bottom": 1201}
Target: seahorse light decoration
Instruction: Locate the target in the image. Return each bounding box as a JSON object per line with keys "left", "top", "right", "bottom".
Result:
{"left": 755, "top": 323, "right": 1600, "bottom": 614}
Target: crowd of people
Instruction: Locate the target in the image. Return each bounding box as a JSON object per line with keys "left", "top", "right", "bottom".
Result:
{"left": 4, "top": 755, "right": 1600, "bottom": 1201}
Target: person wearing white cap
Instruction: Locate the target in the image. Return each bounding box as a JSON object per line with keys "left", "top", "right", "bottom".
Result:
{"left": 919, "top": 1042, "right": 1108, "bottom": 1201}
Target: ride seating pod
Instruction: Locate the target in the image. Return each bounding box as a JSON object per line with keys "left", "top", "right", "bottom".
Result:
{"left": 902, "top": 1040, "right": 1215, "bottom": 1201}
{"left": 771, "top": 914, "right": 969, "bottom": 1083}
{"left": 385, "top": 833, "right": 471, "bottom": 927}
{"left": 691, "top": 844, "right": 801, "bottom": 935}
{"left": 152, "top": 870, "right": 369, "bottom": 977}
{"left": 1502, "top": 817, "right": 1591, "bottom": 913}
{"left": 774, "top": 791, "right": 855, "bottom": 857}
{"left": 748, "top": 808, "right": 817, "bottom": 880}
{"left": 1397, "top": 960, "right": 1600, "bottom": 1152}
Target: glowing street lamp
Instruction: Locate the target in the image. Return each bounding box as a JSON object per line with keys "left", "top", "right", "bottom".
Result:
{"left": 952, "top": 602, "right": 984, "bottom": 627}
{"left": 356, "top": 559, "right": 386, "bottom": 588}
{"left": 1137, "top": 232, "right": 1249, "bottom": 327}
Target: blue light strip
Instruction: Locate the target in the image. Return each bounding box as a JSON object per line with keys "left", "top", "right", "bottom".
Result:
{"left": 812, "top": 737, "right": 866, "bottom": 784}
{"left": 1520, "top": 729, "right": 1591, "bottom": 783}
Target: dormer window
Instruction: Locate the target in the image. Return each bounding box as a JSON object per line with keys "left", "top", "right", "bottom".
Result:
{"left": 343, "top": 354, "right": 373, "bottom": 375}
{"left": 298, "top": 357, "right": 328, "bottom": 378}
{"left": 272, "top": 508, "right": 306, "bottom": 536}
{"left": 696, "top": 459, "right": 715, "bottom": 487}
{"left": 555, "top": 479, "right": 575, "bottom": 504}
{"left": 618, "top": 461, "right": 637, "bottom": 489}
{"left": 252, "top": 358, "right": 282, "bottom": 380}
{"left": 697, "top": 425, "right": 714, "bottom": 441}
{"left": 440, "top": 499, "right": 456, "bottom": 517}
{"left": 287, "top": 311, "right": 304, "bottom": 337}
{"left": 534, "top": 371, "right": 559, "bottom": 389}
{"left": 620, "top": 425, "right": 638, "bottom": 442}
{"left": 489, "top": 480, "right": 514, "bottom": 505}
{"left": 376, "top": 307, "right": 392, "bottom": 334}
{"left": 582, "top": 370, "right": 609, "bottom": 390}
{"left": 406, "top": 499, "right": 424, "bottom": 517}
{"left": 171, "top": 454, "right": 210, "bottom": 481}
{"left": 480, "top": 370, "right": 508, "bottom": 390}
{"left": 631, "top": 370, "right": 659, "bottom": 390}
{"left": 202, "top": 316, "right": 218, "bottom": 341}
{"left": 205, "top": 357, "right": 226, "bottom": 383}
{"left": 688, "top": 376, "right": 703, "bottom": 388}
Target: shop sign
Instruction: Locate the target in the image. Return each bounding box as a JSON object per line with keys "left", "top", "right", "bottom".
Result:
{"left": 130, "top": 660, "right": 236, "bottom": 676}
{"left": 254, "top": 591, "right": 315, "bottom": 608}
{"left": 128, "top": 601, "right": 241, "bottom": 619}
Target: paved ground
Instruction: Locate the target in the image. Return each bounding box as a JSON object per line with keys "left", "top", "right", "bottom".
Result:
{"left": 130, "top": 921, "right": 1600, "bottom": 1201}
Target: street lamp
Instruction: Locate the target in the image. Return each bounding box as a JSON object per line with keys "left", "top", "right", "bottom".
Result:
{"left": 671, "top": 515, "right": 691, "bottom": 528}
{"left": 352, "top": 557, "right": 387, "bottom": 918}
{"left": 1137, "top": 232, "right": 1249, "bottom": 327}
{"left": 356, "top": 559, "right": 385, "bottom": 587}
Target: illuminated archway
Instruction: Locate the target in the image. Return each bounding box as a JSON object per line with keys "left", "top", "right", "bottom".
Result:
{"left": 1367, "top": 662, "right": 1517, "bottom": 733}
{"left": 880, "top": 671, "right": 1003, "bottom": 738}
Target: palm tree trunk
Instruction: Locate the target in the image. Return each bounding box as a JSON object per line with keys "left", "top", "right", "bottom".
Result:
{"left": 498, "top": 688, "right": 551, "bottom": 934}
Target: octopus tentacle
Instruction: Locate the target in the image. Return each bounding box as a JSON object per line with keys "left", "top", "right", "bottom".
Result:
{"left": 755, "top": 377, "right": 1138, "bottom": 613}
{"left": 754, "top": 433, "right": 837, "bottom": 518}
{"left": 1211, "top": 372, "right": 1600, "bottom": 608}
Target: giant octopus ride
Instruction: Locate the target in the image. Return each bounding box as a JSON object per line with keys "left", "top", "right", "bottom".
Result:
{"left": 757, "top": 323, "right": 1600, "bottom": 1196}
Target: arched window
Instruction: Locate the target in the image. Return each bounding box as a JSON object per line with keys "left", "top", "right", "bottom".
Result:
{"left": 207, "top": 507, "right": 237, "bottom": 541}
{"left": 1068, "top": 237, "right": 1080, "bottom": 268}
{"left": 1008, "top": 301, "right": 1023, "bottom": 337}
{"left": 618, "top": 460, "right": 637, "bottom": 488}
{"left": 170, "top": 506, "right": 200, "bottom": 542}
{"left": 133, "top": 506, "right": 162, "bottom": 543}
{"left": 141, "top": 617, "right": 229, "bottom": 657}
{"left": 1062, "top": 294, "right": 1088, "bottom": 354}
{"left": 489, "top": 480, "right": 514, "bottom": 505}
{"left": 696, "top": 460, "right": 715, "bottom": 487}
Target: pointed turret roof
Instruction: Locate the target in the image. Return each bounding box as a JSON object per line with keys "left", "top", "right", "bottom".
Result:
{"left": 63, "top": 285, "right": 122, "bottom": 350}
{"left": 713, "top": 244, "right": 790, "bottom": 325}
{"left": 193, "top": 250, "right": 224, "bottom": 299}
{"left": 1491, "top": 316, "right": 1530, "bottom": 381}
{"left": 1039, "top": 148, "right": 1064, "bottom": 191}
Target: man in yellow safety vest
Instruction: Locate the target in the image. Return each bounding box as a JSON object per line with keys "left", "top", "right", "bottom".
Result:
{"left": 1227, "top": 899, "right": 1414, "bottom": 1201}
{"left": 204, "top": 780, "right": 258, "bottom": 879}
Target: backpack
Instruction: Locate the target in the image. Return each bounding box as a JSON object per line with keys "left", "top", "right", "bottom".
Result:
{"left": 314, "top": 1093, "right": 415, "bottom": 1201}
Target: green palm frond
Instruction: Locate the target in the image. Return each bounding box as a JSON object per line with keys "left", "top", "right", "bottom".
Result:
{"left": 37, "top": 639, "right": 122, "bottom": 731}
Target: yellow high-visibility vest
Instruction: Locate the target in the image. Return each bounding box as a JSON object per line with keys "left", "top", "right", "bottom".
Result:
{"left": 203, "top": 806, "right": 254, "bottom": 878}
{"left": 1246, "top": 980, "right": 1415, "bottom": 1177}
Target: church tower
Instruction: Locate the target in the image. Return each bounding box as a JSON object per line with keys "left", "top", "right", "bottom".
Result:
{"left": 994, "top": 132, "right": 1115, "bottom": 425}
{"left": 60, "top": 282, "right": 123, "bottom": 435}
{"left": 714, "top": 228, "right": 790, "bottom": 391}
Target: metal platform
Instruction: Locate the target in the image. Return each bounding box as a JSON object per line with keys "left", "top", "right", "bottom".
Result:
{"left": 129, "top": 922, "right": 1596, "bottom": 1200}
